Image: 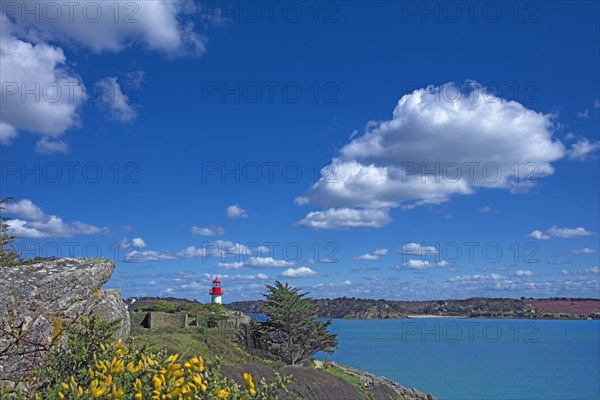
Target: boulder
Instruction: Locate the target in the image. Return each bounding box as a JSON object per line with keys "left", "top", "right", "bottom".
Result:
{"left": 0, "top": 258, "right": 129, "bottom": 388}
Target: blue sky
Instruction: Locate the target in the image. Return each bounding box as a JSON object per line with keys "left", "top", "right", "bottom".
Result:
{"left": 1, "top": 1, "right": 599, "bottom": 302}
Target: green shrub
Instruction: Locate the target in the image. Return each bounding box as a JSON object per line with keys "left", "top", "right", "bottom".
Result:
{"left": 150, "top": 300, "right": 177, "bottom": 313}
{"left": 206, "top": 303, "right": 227, "bottom": 314}
{"left": 31, "top": 315, "right": 121, "bottom": 396}
{"left": 0, "top": 196, "right": 20, "bottom": 267}
{"left": 3, "top": 316, "right": 290, "bottom": 399}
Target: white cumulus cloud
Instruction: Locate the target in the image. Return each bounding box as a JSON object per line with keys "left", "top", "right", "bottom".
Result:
{"left": 296, "top": 208, "right": 391, "bottom": 229}
{"left": 572, "top": 248, "right": 596, "bottom": 255}
{"left": 246, "top": 257, "right": 294, "bottom": 268}
{"left": 191, "top": 226, "right": 225, "bottom": 236}
{"left": 396, "top": 259, "right": 449, "bottom": 270}
{"left": 3, "top": 199, "right": 44, "bottom": 220}
{"left": 177, "top": 241, "right": 251, "bottom": 259}
{"left": 6, "top": 1, "right": 207, "bottom": 55}
{"left": 256, "top": 245, "right": 271, "bottom": 255}
{"left": 296, "top": 81, "right": 567, "bottom": 229}
{"left": 35, "top": 137, "right": 69, "bottom": 155}
{"left": 95, "top": 77, "right": 138, "bottom": 123}
{"left": 567, "top": 138, "right": 600, "bottom": 160}
{"left": 119, "top": 237, "right": 146, "bottom": 250}
{"left": 529, "top": 226, "right": 593, "bottom": 240}
{"left": 0, "top": 21, "right": 86, "bottom": 143}
{"left": 352, "top": 253, "right": 379, "bottom": 261}
{"left": 227, "top": 204, "right": 248, "bottom": 218}
{"left": 1, "top": 1, "right": 206, "bottom": 148}
{"left": 132, "top": 237, "right": 146, "bottom": 247}
{"left": 399, "top": 243, "right": 438, "bottom": 255}
{"left": 0, "top": 122, "right": 18, "bottom": 145}
{"left": 177, "top": 246, "right": 206, "bottom": 258}
{"left": 217, "top": 261, "right": 245, "bottom": 269}
{"left": 4, "top": 199, "right": 107, "bottom": 238}
{"left": 123, "top": 250, "right": 175, "bottom": 263}
{"left": 515, "top": 270, "right": 536, "bottom": 277}
{"left": 353, "top": 248, "right": 388, "bottom": 260}
{"left": 527, "top": 230, "right": 551, "bottom": 240}
{"left": 280, "top": 266, "right": 320, "bottom": 278}
{"left": 448, "top": 273, "right": 505, "bottom": 282}
{"left": 560, "top": 267, "right": 600, "bottom": 276}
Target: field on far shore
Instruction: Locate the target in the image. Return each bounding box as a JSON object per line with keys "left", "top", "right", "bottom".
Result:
{"left": 530, "top": 300, "right": 600, "bottom": 314}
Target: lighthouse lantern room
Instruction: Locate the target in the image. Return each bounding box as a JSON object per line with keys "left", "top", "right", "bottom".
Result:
{"left": 209, "top": 277, "right": 223, "bottom": 304}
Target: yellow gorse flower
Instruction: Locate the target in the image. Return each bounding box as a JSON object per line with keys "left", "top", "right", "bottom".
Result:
{"left": 128, "top": 360, "right": 143, "bottom": 373}
{"left": 152, "top": 374, "right": 163, "bottom": 391}
{"left": 244, "top": 373, "right": 256, "bottom": 396}
{"left": 192, "top": 375, "right": 203, "bottom": 386}
{"left": 166, "top": 354, "right": 179, "bottom": 364}
{"left": 45, "top": 338, "right": 268, "bottom": 400}
{"left": 91, "top": 383, "right": 106, "bottom": 397}
{"left": 168, "top": 362, "right": 181, "bottom": 371}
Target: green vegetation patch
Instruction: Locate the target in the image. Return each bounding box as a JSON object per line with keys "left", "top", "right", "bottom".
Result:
{"left": 323, "top": 365, "right": 365, "bottom": 392}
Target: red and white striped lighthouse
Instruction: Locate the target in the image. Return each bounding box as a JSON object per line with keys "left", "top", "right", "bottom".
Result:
{"left": 209, "top": 277, "right": 223, "bottom": 304}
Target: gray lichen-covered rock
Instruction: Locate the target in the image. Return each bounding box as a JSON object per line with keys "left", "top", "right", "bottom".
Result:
{"left": 0, "top": 258, "right": 129, "bottom": 388}
{"left": 88, "top": 289, "right": 130, "bottom": 340}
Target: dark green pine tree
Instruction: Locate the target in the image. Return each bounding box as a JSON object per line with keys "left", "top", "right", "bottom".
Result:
{"left": 259, "top": 281, "right": 338, "bottom": 365}
{"left": 0, "top": 196, "right": 20, "bottom": 267}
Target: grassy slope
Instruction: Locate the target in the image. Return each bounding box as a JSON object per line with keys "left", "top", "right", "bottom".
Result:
{"left": 132, "top": 327, "right": 255, "bottom": 364}
{"left": 130, "top": 311, "right": 277, "bottom": 366}
{"left": 321, "top": 363, "right": 365, "bottom": 390}
{"left": 130, "top": 315, "right": 377, "bottom": 399}
{"left": 127, "top": 298, "right": 419, "bottom": 400}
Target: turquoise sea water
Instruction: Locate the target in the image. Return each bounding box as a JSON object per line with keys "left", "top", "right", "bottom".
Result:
{"left": 320, "top": 318, "right": 600, "bottom": 400}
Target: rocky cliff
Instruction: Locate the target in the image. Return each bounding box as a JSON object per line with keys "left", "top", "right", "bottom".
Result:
{"left": 0, "top": 258, "right": 129, "bottom": 389}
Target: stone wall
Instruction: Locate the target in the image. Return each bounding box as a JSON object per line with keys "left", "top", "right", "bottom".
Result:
{"left": 145, "top": 312, "right": 188, "bottom": 329}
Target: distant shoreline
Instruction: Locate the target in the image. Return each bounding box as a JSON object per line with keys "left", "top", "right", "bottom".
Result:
{"left": 406, "top": 314, "right": 467, "bottom": 318}
{"left": 225, "top": 297, "right": 600, "bottom": 321}
{"left": 127, "top": 296, "right": 600, "bottom": 321}
{"left": 349, "top": 315, "right": 600, "bottom": 321}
